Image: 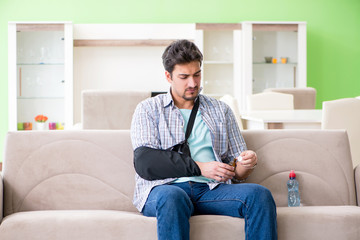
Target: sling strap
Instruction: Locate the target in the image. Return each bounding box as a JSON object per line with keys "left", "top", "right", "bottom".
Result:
{"left": 184, "top": 97, "right": 200, "bottom": 142}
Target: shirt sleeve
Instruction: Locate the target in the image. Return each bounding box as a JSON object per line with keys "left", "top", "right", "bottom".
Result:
{"left": 131, "top": 100, "right": 161, "bottom": 150}
{"left": 224, "top": 104, "right": 247, "bottom": 160}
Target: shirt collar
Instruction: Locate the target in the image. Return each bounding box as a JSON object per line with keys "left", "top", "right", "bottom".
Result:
{"left": 163, "top": 87, "right": 203, "bottom": 109}
{"left": 164, "top": 89, "right": 173, "bottom": 108}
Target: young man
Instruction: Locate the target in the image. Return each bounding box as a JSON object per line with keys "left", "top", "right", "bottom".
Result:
{"left": 131, "top": 39, "right": 277, "bottom": 240}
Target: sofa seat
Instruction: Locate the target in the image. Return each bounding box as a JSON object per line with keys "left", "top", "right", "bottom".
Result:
{"left": 2, "top": 206, "right": 360, "bottom": 240}
{"left": 277, "top": 206, "right": 360, "bottom": 239}
{"left": 0, "top": 210, "right": 244, "bottom": 240}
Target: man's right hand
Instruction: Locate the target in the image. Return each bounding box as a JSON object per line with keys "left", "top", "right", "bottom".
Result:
{"left": 196, "top": 161, "right": 235, "bottom": 182}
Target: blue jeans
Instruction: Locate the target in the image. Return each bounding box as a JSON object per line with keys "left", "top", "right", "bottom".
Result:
{"left": 142, "top": 182, "right": 277, "bottom": 240}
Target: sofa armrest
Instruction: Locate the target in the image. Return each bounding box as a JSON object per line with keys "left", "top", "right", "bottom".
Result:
{"left": 355, "top": 164, "right": 360, "bottom": 206}
{"left": 0, "top": 172, "right": 3, "bottom": 223}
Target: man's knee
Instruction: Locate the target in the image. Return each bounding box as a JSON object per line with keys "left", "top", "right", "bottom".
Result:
{"left": 247, "top": 184, "right": 276, "bottom": 207}
{"left": 154, "top": 186, "right": 192, "bottom": 210}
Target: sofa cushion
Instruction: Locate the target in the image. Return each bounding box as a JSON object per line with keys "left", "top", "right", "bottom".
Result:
{"left": 0, "top": 210, "right": 244, "bottom": 240}
{"left": 277, "top": 206, "right": 360, "bottom": 240}
{"left": 81, "top": 90, "right": 151, "bottom": 130}
{"left": 3, "top": 130, "right": 137, "bottom": 216}
{"left": 2, "top": 207, "right": 360, "bottom": 240}
{"left": 242, "top": 130, "right": 356, "bottom": 207}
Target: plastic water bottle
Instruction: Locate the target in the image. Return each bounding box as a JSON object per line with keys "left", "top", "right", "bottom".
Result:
{"left": 287, "top": 170, "right": 300, "bottom": 207}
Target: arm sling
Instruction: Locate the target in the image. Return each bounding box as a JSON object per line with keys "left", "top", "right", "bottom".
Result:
{"left": 134, "top": 97, "right": 201, "bottom": 180}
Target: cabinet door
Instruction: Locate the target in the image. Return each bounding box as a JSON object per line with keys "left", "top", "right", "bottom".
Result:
{"left": 241, "top": 22, "right": 307, "bottom": 110}
{"left": 195, "top": 24, "right": 242, "bottom": 100}
{"left": 8, "top": 22, "right": 73, "bottom": 131}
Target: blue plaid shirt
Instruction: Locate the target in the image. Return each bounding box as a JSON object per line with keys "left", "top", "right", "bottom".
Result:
{"left": 130, "top": 91, "right": 247, "bottom": 212}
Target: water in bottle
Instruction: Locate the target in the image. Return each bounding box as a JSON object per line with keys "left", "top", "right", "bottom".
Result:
{"left": 287, "top": 170, "right": 300, "bottom": 207}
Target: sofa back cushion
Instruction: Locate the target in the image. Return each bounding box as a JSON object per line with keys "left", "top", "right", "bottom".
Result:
{"left": 3, "top": 129, "right": 356, "bottom": 216}
{"left": 242, "top": 130, "right": 356, "bottom": 207}
{"left": 3, "top": 130, "right": 137, "bottom": 217}
{"left": 82, "top": 90, "right": 151, "bottom": 130}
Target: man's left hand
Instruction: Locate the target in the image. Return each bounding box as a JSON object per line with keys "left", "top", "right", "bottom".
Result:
{"left": 237, "top": 150, "right": 257, "bottom": 170}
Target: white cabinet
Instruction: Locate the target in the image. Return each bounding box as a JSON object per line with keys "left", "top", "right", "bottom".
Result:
{"left": 196, "top": 22, "right": 307, "bottom": 110}
{"left": 195, "top": 24, "right": 242, "bottom": 99}
{"left": 240, "top": 21, "right": 307, "bottom": 110}
{"left": 7, "top": 22, "right": 306, "bottom": 128}
{"left": 71, "top": 22, "right": 306, "bottom": 116}
{"left": 8, "top": 22, "right": 73, "bottom": 131}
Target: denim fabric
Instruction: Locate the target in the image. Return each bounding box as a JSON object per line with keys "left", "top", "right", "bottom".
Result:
{"left": 143, "top": 182, "right": 277, "bottom": 240}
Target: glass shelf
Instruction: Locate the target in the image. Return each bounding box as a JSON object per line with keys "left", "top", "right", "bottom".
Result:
{"left": 17, "top": 63, "right": 64, "bottom": 66}
{"left": 253, "top": 62, "right": 297, "bottom": 65}
{"left": 204, "top": 60, "right": 233, "bottom": 64}
{"left": 17, "top": 97, "right": 64, "bottom": 100}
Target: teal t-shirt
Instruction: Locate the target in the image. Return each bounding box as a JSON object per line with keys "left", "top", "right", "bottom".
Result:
{"left": 173, "top": 109, "right": 216, "bottom": 183}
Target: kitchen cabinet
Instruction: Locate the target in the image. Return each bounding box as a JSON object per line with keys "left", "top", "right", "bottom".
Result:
{"left": 8, "top": 22, "right": 73, "bottom": 131}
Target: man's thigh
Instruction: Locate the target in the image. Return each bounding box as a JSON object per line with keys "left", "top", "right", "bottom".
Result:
{"left": 142, "top": 183, "right": 193, "bottom": 217}
{"left": 194, "top": 183, "right": 267, "bottom": 217}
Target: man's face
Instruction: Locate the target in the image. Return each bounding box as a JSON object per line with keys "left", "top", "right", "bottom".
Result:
{"left": 165, "top": 61, "right": 201, "bottom": 102}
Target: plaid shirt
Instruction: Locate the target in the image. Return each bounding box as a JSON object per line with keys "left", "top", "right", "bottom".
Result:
{"left": 130, "top": 91, "right": 247, "bottom": 212}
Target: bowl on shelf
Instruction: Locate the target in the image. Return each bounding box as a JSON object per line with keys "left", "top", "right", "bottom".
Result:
{"left": 264, "top": 56, "right": 273, "bottom": 63}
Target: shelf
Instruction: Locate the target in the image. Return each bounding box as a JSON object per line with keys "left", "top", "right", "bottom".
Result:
{"left": 17, "top": 63, "right": 64, "bottom": 66}
{"left": 253, "top": 24, "right": 298, "bottom": 32}
{"left": 16, "top": 24, "right": 64, "bottom": 32}
{"left": 196, "top": 23, "right": 242, "bottom": 31}
{"left": 204, "top": 60, "right": 233, "bottom": 64}
{"left": 73, "top": 39, "right": 178, "bottom": 47}
{"left": 17, "top": 97, "right": 64, "bottom": 100}
{"left": 253, "top": 62, "right": 297, "bottom": 65}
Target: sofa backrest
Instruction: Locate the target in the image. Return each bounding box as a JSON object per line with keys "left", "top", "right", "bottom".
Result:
{"left": 3, "top": 130, "right": 137, "bottom": 217}
{"left": 82, "top": 90, "right": 151, "bottom": 130}
{"left": 242, "top": 130, "right": 356, "bottom": 207}
{"left": 3, "top": 129, "right": 356, "bottom": 217}
{"left": 264, "top": 87, "right": 317, "bottom": 109}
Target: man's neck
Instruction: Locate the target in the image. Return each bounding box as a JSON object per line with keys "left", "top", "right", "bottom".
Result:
{"left": 174, "top": 98, "right": 194, "bottom": 110}
{"left": 171, "top": 93, "right": 195, "bottom": 110}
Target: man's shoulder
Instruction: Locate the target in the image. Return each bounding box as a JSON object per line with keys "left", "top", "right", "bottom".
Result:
{"left": 138, "top": 93, "right": 167, "bottom": 109}
{"left": 200, "top": 94, "right": 228, "bottom": 109}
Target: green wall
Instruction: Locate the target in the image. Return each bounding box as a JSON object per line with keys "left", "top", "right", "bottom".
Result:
{"left": 1, "top": 0, "right": 360, "bottom": 161}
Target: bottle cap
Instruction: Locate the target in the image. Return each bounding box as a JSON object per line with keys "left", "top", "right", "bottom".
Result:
{"left": 289, "top": 170, "right": 296, "bottom": 179}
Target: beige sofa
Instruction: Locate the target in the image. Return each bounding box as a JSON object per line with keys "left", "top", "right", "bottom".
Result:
{"left": 1, "top": 129, "right": 360, "bottom": 240}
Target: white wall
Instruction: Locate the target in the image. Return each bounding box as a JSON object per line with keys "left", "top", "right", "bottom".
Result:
{"left": 73, "top": 46, "right": 169, "bottom": 123}
{"left": 72, "top": 24, "right": 196, "bottom": 123}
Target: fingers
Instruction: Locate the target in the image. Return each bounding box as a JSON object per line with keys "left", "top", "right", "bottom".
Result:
{"left": 240, "top": 150, "right": 256, "bottom": 160}
{"left": 208, "top": 162, "right": 233, "bottom": 182}
{"left": 217, "top": 164, "right": 235, "bottom": 178}
{"left": 220, "top": 162, "right": 236, "bottom": 171}
{"left": 198, "top": 161, "right": 239, "bottom": 182}
{"left": 201, "top": 162, "right": 235, "bottom": 182}
{"left": 238, "top": 150, "right": 257, "bottom": 170}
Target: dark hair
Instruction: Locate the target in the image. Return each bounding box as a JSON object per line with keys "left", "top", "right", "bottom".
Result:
{"left": 162, "top": 39, "right": 203, "bottom": 75}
